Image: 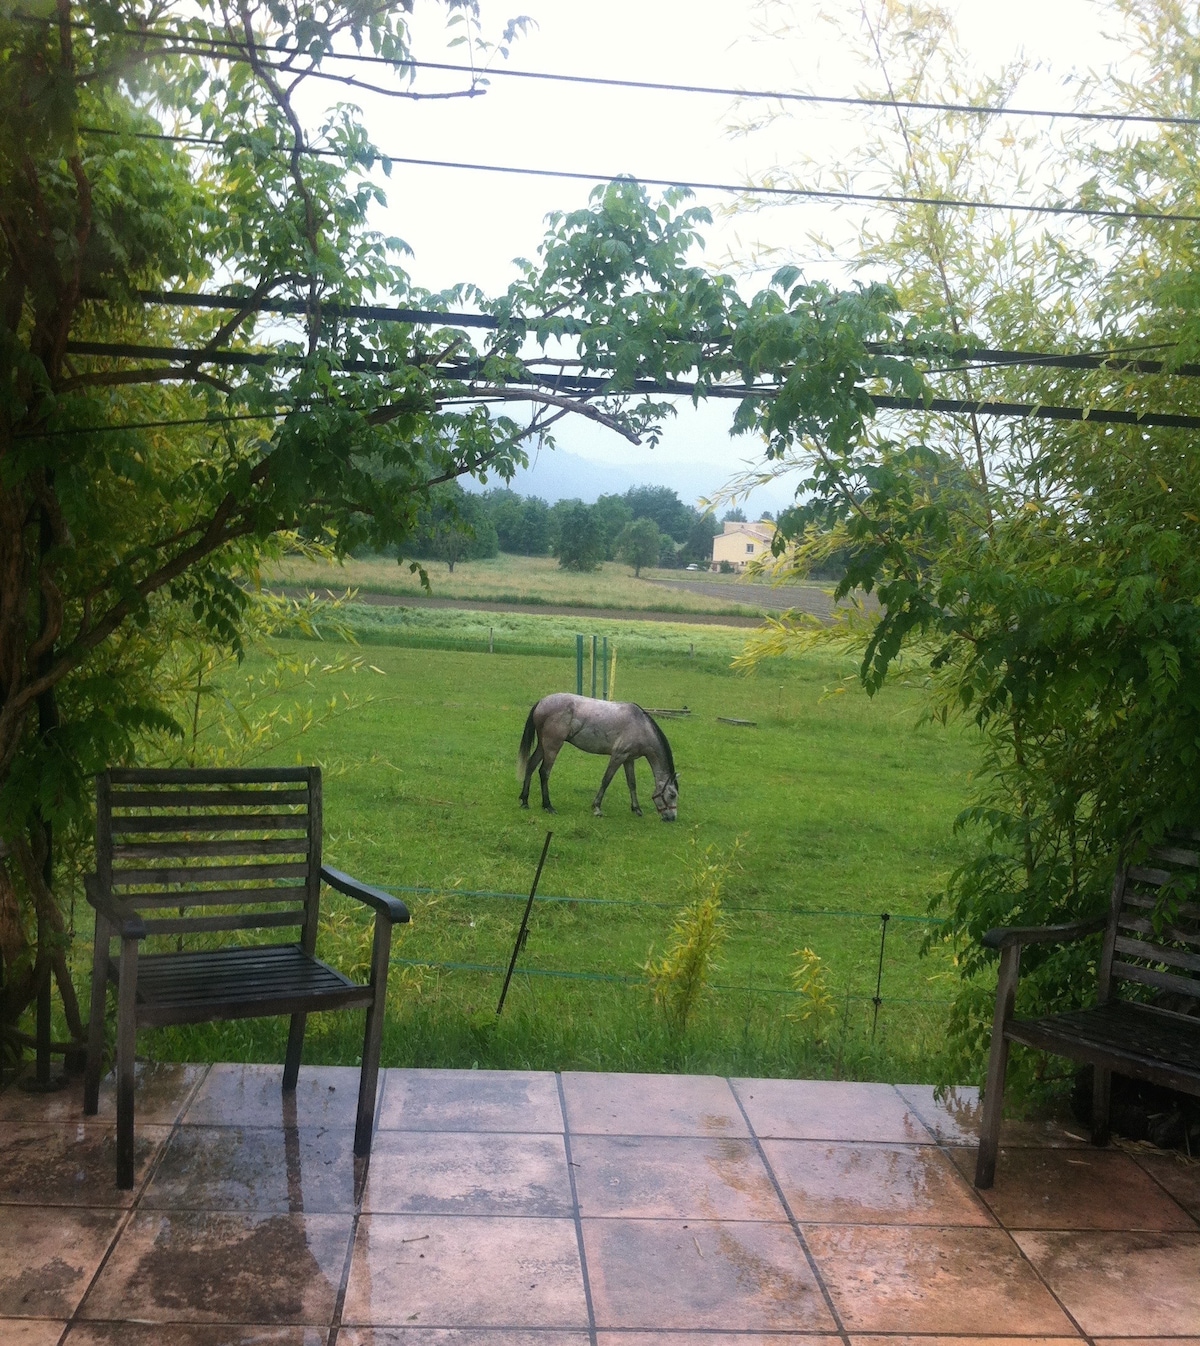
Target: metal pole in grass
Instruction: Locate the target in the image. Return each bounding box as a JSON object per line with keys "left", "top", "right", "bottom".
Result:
{"left": 601, "top": 636, "right": 609, "bottom": 698}
{"left": 870, "top": 912, "right": 890, "bottom": 1041}
{"left": 576, "top": 634, "right": 584, "bottom": 695}
{"left": 609, "top": 643, "right": 618, "bottom": 702}
{"left": 591, "top": 634, "right": 598, "bottom": 697}
{"left": 488, "top": 626, "right": 493, "bottom": 654}
{"left": 496, "top": 831, "right": 553, "bottom": 1016}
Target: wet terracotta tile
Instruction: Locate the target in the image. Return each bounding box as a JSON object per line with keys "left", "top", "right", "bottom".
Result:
{"left": 1014, "top": 1229, "right": 1200, "bottom": 1336}
{"left": 64, "top": 1327, "right": 329, "bottom": 1344}
{"left": 571, "top": 1135, "right": 784, "bottom": 1220}
{"left": 0, "top": 1207, "right": 123, "bottom": 1318}
{"left": 598, "top": 1337, "right": 841, "bottom": 1346}
{"left": 341, "top": 1214, "right": 587, "bottom": 1328}
{"left": 895, "top": 1084, "right": 1090, "bottom": 1148}
{"left": 0, "top": 1321, "right": 70, "bottom": 1345}
{"left": 804, "top": 1224, "right": 1074, "bottom": 1334}
{"left": 0, "top": 1062, "right": 206, "bottom": 1127}
{"left": 765, "top": 1139, "right": 993, "bottom": 1226}
{"left": 561, "top": 1072, "right": 746, "bottom": 1137}
{"left": 1092, "top": 1340, "right": 1200, "bottom": 1346}
{"left": 1131, "top": 1148, "right": 1200, "bottom": 1217}
{"left": 733, "top": 1078, "right": 928, "bottom": 1142}
{"left": 338, "top": 1332, "right": 590, "bottom": 1345}
{"left": 378, "top": 1069, "right": 562, "bottom": 1134}
{"left": 582, "top": 1217, "right": 835, "bottom": 1332}
{"left": 142, "top": 1124, "right": 358, "bottom": 1213}
{"left": 79, "top": 1210, "right": 352, "bottom": 1324}
{"left": 949, "top": 1145, "right": 1197, "bottom": 1230}
{"left": 851, "top": 1339, "right": 1083, "bottom": 1346}
{"left": 363, "top": 1131, "right": 572, "bottom": 1215}
{"left": 0, "top": 1123, "right": 170, "bottom": 1205}
{"left": 182, "top": 1064, "right": 360, "bottom": 1129}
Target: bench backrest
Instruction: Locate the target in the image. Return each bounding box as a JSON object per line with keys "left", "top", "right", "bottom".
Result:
{"left": 96, "top": 766, "right": 322, "bottom": 953}
{"left": 1099, "top": 837, "right": 1200, "bottom": 1011}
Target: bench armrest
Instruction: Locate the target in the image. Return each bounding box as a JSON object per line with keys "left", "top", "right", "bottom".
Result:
{"left": 84, "top": 874, "right": 147, "bottom": 940}
{"left": 981, "top": 915, "right": 1106, "bottom": 950}
{"left": 321, "top": 865, "right": 411, "bottom": 925}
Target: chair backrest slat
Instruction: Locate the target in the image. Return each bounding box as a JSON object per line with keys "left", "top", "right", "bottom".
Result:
{"left": 140, "top": 909, "right": 306, "bottom": 936}
{"left": 96, "top": 767, "right": 321, "bottom": 948}
{"left": 1101, "top": 838, "right": 1200, "bottom": 1011}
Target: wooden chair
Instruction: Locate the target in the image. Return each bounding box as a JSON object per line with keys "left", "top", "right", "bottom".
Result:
{"left": 82, "top": 766, "right": 408, "bottom": 1187}
{"left": 976, "top": 837, "right": 1200, "bottom": 1188}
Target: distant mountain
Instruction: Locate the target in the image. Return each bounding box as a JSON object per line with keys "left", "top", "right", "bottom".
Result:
{"left": 465, "top": 447, "right": 795, "bottom": 513}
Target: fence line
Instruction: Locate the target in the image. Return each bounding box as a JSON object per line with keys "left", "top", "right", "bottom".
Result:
{"left": 381, "top": 882, "right": 931, "bottom": 923}
{"left": 390, "top": 954, "right": 952, "bottom": 1006}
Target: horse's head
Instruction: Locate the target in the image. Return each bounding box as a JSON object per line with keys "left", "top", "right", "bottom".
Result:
{"left": 653, "top": 773, "right": 678, "bottom": 822}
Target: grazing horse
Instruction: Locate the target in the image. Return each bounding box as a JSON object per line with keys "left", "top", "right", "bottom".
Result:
{"left": 517, "top": 693, "right": 679, "bottom": 820}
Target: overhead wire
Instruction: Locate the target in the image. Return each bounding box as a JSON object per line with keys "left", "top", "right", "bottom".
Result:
{"left": 25, "top": 14, "right": 1200, "bottom": 128}
{"left": 78, "top": 128, "right": 1199, "bottom": 225}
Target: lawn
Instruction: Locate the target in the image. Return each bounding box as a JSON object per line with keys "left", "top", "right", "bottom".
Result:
{"left": 132, "top": 610, "right": 983, "bottom": 1084}
{"left": 268, "top": 550, "right": 795, "bottom": 616}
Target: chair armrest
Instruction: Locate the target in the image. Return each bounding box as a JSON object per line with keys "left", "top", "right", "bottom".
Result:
{"left": 84, "top": 874, "right": 146, "bottom": 940}
{"left": 321, "top": 865, "right": 411, "bottom": 925}
{"left": 981, "top": 915, "right": 1106, "bottom": 950}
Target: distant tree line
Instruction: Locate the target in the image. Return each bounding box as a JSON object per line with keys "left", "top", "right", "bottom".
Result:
{"left": 402, "top": 483, "right": 739, "bottom": 573}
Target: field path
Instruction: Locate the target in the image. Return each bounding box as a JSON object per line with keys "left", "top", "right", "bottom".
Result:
{"left": 270, "top": 585, "right": 769, "bottom": 627}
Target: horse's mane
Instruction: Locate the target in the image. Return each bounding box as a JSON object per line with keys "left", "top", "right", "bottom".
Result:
{"left": 636, "top": 705, "right": 676, "bottom": 778}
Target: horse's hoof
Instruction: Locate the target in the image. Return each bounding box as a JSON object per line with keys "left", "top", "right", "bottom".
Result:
{"left": 543, "top": 805, "right": 557, "bottom": 814}
{"left": 632, "top": 807, "right": 643, "bottom": 817}
{"left": 518, "top": 799, "right": 528, "bottom": 809}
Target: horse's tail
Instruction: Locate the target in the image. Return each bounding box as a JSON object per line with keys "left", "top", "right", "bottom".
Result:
{"left": 516, "top": 702, "right": 539, "bottom": 781}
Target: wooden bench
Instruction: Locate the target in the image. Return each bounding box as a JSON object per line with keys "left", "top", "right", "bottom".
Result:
{"left": 82, "top": 766, "right": 409, "bottom": 1187}
{"left": 976, "top": 838, "right": 1200, "bottom": 1188}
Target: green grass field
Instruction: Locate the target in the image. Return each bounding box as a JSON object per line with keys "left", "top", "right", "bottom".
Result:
{"left": 132, "top": 610, "right": 982, "bottom": 1084}
{"left": 269, "top": 551, "right": 795, "bottom": 616}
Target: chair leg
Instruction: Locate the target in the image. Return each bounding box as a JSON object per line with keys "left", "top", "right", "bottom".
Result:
{"left": 83, "top": 914, "right": 111, "bottom": 1116}
{"left": 115, "top": 938, "right": 139, "bottom": 1190}
{"left": 354, "top": 917, "right": 394, "bottom": 1158}
{"left": 1091, "top": 1066, "right": 1112, "bottom": 1147}
{"left": 975, "top": 944, "right": 1020, "bottom": 1190}
{"left": 283, "top": 1013, "right": 307, "bottom": 1091}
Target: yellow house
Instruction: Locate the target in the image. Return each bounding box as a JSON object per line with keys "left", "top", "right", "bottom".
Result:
{"left": 711, "top": 520, "right": 776, "bottom": 571}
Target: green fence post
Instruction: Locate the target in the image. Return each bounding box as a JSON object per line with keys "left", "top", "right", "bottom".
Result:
{"left": 590, "top": 634, "right": 598, "bottom": 698}
{"left": 576, "top": 634, "right": 584, "bottom": 695}
{"left": 601, "top": 636, "right": 609, "bottom": 698}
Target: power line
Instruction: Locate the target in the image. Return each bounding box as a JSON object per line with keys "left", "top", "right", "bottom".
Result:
{"left": 76, "top": 129, "right": 1200, "bottom": 224}
{"left": 30, "top": 15, "right": 1200, "bottom": 128}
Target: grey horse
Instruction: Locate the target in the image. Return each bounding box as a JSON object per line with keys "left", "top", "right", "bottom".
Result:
{"left": 517, "top": 693, "right": 679, "bottom": 820}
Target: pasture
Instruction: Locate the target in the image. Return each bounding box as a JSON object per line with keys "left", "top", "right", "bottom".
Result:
{"left": 136, "top": 614, "right": 981, "bottom": 1083}
{"left": 269, "top": 550, "right": 799, "bottom": 616}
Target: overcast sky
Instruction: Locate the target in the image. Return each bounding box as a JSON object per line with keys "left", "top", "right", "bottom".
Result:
{"left": 319, "top": 1, "right": 1130, "bottom": 512}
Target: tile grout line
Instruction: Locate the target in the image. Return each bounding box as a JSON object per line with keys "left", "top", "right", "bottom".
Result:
{"left": 54, "top": 1061, "right": 213, "bottom": 1346}
{"left": 726, "top": 1076, "right": 853, "bottom": 1346}
{"left": 324, "top": 1064, "right": 391, "bottom": 1346}
{"left": 889, "top": 1084, "right": 1002, "bottom": 1228}
{"left": 896, "top": 1083, "right": 1096, "bottom": 1346}
{"left": 556, "top": 1071, "right": 599, "bottom": 1346}
{"left": 1121, "top": 1145, "right": 1200, "bottom": 1231}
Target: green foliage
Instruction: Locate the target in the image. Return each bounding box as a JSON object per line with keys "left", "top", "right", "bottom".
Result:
{"left": 406, "top": 484, "right": 498, "bottom": 572}
{"left": 789, "top": 947, "right": 836, "bottom": 1030}
{"left": 482, "top": 489, "right": 552, "bottom": 556}
{"left": 591, "top": 494, "right": 634, "bottom": 559}
{"left": 552, "top": 502, "right": 606, "bottom": 572}
{"left": 643, "top": 835, "right": 739, "bottom": 1037}
{"left": 732, "top": 0, "right": 1200, "bottom": 1094}
{"left": 615, "top": 517, "right": 662, "bottom": 577}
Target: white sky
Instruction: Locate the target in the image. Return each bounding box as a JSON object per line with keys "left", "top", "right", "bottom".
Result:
{"left": 314, "top": 1, "right": 1131, "bottom": 511}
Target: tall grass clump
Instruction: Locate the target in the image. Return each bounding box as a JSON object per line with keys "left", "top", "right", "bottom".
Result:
{"left": 644, "top": 834, "right": 740, "bottom": 1037}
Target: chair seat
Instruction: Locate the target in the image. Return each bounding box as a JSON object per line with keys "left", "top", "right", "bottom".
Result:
{"left": 130, "top": 944, "right": 373, "bottom": 1027}
{"left": 1008, "top": 1000, "right": 1200, "bottom": 1095}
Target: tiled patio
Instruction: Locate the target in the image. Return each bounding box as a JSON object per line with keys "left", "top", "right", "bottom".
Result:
{"left": 1, "top": 1064, "right": 1199, "bottom": 1344}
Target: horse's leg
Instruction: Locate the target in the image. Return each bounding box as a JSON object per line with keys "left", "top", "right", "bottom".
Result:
{"left": 539, "top": 742, "right": 562, "bottom": 812}
{"left": 624, "top": 760, "right": 643, "bottom": 816}
{"left": 592, "top": 756, "right": 623, "bottom": 816}
{"left": 520, "top": 745, "right": 543, "bottom": 808}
